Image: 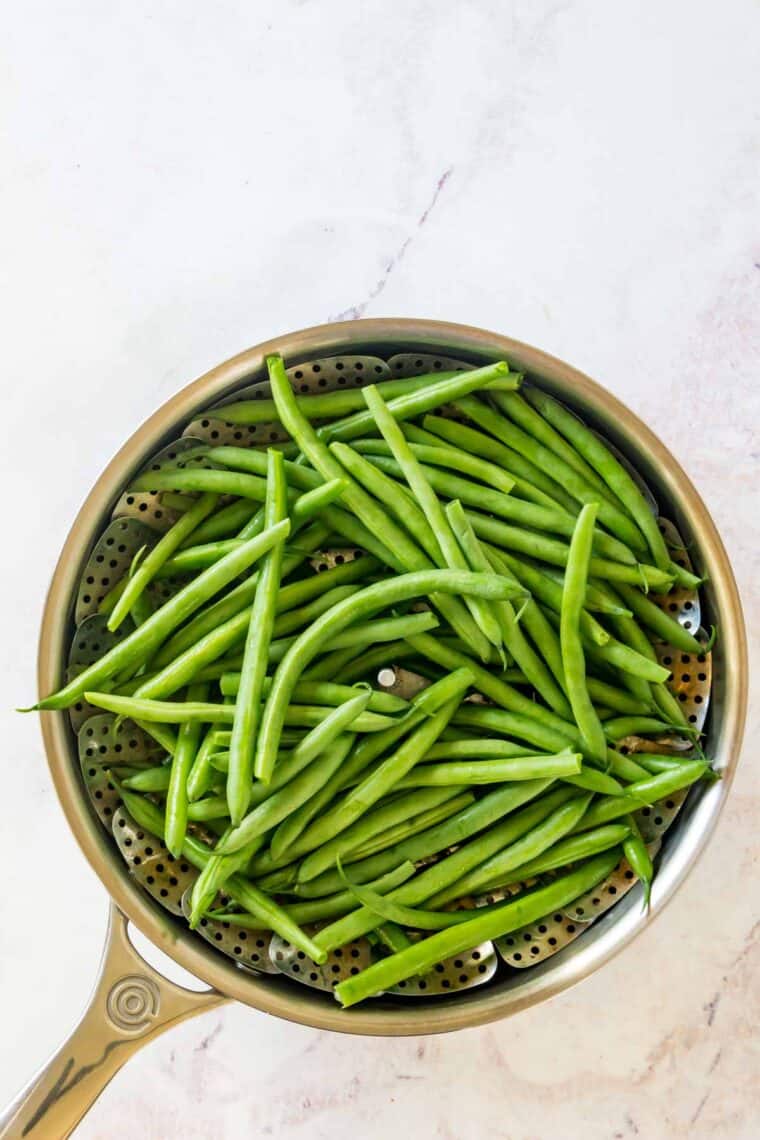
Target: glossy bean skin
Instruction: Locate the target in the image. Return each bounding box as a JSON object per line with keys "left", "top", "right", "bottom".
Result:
{"left": 522, "top": 386, "right": 672, "bottom": 571}
{"left": 267, "top": 351, "right": 509, "bottom": 664}
{"left": 311, "top": 785, "right": 576, "bottom": 952}
{"left": 108, "top": 493, "right": 219, "bottom": 631}
{"left": 561, "top": 504, "right": 608, "bottom": 765}
{"left": 333, "top": 851, "right": 621, "bottom": 1006}
{"left": 316, "top": 361, "right": 520, "bottom": 444}
{"left": 165, "top": 682, "right": 208, "bottom": 856}
{"left": 252, "top": 565, "right": 526, "bottom": 784}
{"left": 214, "top": 371, "right": 461, "bottom": 425}
{"left": 228, "top": 449, "right": 288, "bottom": 822}
{"left": 35, "top": 522, "right": 290, "bottom": 709}
{"left": 118, "top": 788, "right": 327, "bottom": 962}
{"left": 362, "top": 384, "right": 502, "bottom": 659}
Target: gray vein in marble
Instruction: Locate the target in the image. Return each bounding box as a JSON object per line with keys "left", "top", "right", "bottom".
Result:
{"left": 329, "top": 167, "right": 453, "bottom": 322}
{"left": 194, "top": 1020, "right": 223, "bottom": 1053}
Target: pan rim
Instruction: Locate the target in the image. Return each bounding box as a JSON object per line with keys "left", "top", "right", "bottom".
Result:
{"left": 37, "top": 317, "right": 748, "bottom": 1035}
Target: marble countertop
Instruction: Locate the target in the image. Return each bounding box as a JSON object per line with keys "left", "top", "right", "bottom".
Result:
{"left": 2, "top": 1, "right": 758, "bottom": 1136}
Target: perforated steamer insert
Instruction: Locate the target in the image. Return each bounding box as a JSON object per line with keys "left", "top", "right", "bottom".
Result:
{"left": 67, "top": 351, "right": 713, "bottom": 993}
{"left": 4, "top": 321, "right": 744, "bottom": 1140}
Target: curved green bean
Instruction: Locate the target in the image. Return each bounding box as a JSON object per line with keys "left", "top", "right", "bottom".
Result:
{"left": 252, "top": 567, "right": 526, "bottom": 783}
{"left": 428, "top": 793, "right": 593, "bottom": 906}
{"left": 334, "top": 850, "right": 620, "bottom": 1005}
{"left": 108, "top": 493, "right": 219, "bottom": 631}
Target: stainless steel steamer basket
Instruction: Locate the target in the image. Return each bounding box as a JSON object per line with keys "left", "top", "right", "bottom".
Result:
{"left": 3, "top": 319, "right": 747, "bottom": 1139}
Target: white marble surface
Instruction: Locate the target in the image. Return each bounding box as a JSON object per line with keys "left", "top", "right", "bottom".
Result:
{"left": 2, "top": 1, "right": 759, "bottom": 1136}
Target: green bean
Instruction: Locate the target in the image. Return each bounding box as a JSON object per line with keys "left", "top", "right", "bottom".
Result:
{"left": 635, "top": 753, "right": 698, "bottom": 775}
{"left": 216, "top": 372, "right": 462, "bottom": 425}
{"left": 270, "top": 586, "right": 363, "bottom": 639}
{"left": 308, "top": 610, "right": 441, "bottom": 651}
{"left": 135, "top": 551, "right": 366, "bottom": 702}
{"left": 363, "top": 385, "right": 503, "bottom": 659}
{"left": 253, "top": 568, "right": 526, "bottom": 784}
{"left": 422, "top": 413, "right": 578, "bottom": 511}
{"left": 159, "top": 491, "right": 198, "bottom": 512}
{"left": 523, "top": 386, "right": 671, "bottom": 571}
{"left": 483, "top": 548, "right": 611, "bottom": 642}
{"left": 424, "top": 738, "right": 534, "bottom": 761}
{"left": 228, "top": 449, "right": 288, "bottom": 823}
{"left": 34, "top": 522, "right": 290, "bottom": 710}
{"left": 247, "top": 710, "right": 436, "bottom": 879}
{"left": 329, "top": 441, "right": 441, "bottom": 561}
{"left": 429, "top": 793, "right": 593, "bottom": 906}
{"left": 342, "top": 792, "right": 476, "bottom": 862}
{"left": 185, "top": 499, "right": 260, "bottom": 546}
{"left": 478, "top": 823, "right": 632, "bottom": 892}
{"left": 185, "top": 795, "right": 230, "bottom": 821}
{"left": 363, "top": 451, "right": 637, "bottom": 566}
{"left": 165, "top": 682, "right": 208, "bottom": 856}
{"left": 334, "top": 850, "right": 620, "bottom": 1005}
{"left": 253, "top": 677, "right": 472, "bottom": 868}
{"left": 268, "top": 734, "right": 358, "bottom": 862}
{"left": 122, "top": 765, "right": 171, "bottom": 792}
{"left": 292, "top": 779, "right": 554, "bottom": 898}
{"left": 452, "top": 706, "right": 648, "bottom": 784}
{"left": 317, "top": 361, "right": 520, "bottom": 444}
{"left": 336, "top": 863, "right": 486, "bottom": 931}
{"left": 213, "top": 861, "right": 419, "bottom": 926}
{"left": 155, "top": 479, "right": 348, "bottom": 579}
{"left": 312, "top": 785, "right": 577, "bottom": 951}
{"left": 119, "top": 788, "right": 327, "bottom": 961}
{"left": 333, "top": 641, "right": 420, "bottom": 683}
{"left": 149, "top": 521, "right": 332, "bottom": 669}
{"left": 268, "top": 354, "right": 497, "bottom": 654}
{"left": 187, "top": 824, "right": 266, "bottom": 928}
{"left": 129, "top": 719, "right": 177, "bottom": 755}
{"left": 571, "top": 761, "right": 708, "bottom": 831}
{"left": 447, "top": 500, "right": 571, "bottom": 716}
{"left": 614, "top": 583, "right": 703, "bottom": 655}
{"left": 187, "top": 723, "right": 227, "bottom": 801}
{"left": 373, "top": 923, "right": 415, "bottom": 953}
{"left": 470, "top": 392, "right": 648, "bottom": 554}
{"left": 465, "top": 509, "right": 672, "bottom": 590}
{"left": 584, "top": 678, "right": 654, "bottom": 716}
{"left": 296, "top": 784, "right": 469, "bottom": 884}
{"left": 393, "top": 749, "right": 582, "bottom": 788}
{"left": 623, "top": 814, "right": 653, "bottom": 905}
{"left": 85, "top": 690, "right": 396, "bottom": 732}
{"left": 561, "top": 504, "right": 607, "bottom": 765}
{"left": 669, "top": 561, "right": 704, "bottom": 590}
{"left": 219, "top": 675, "right": 407, "bottom": 714}
{"left": 563, "top": 768, "right": 624, "bottom": 795}
{"left": 253, "top": 680, "right": 471, "bottom": 867}
{"left": 200, "top": 730, "right": 354, "bottom": 890}
{"left": 493, "top": 389, "right": 618, "bottom": 500}
{"left": 397, "top": 425, "right": 517, "bottom": 493}
{"left": 130, "top": 467, "right": 273, "bottom": 501}
{"left": 281, "top": 689, "right": 375, "bottom": 773}
{"left": 602, "top": 715, "right": 688, "bottom": 741}
{"left": 108, "top": 494, "right": 220, "bottom": 631}
{"left": 301, "top": 645, "right": 364, "bottom": 682}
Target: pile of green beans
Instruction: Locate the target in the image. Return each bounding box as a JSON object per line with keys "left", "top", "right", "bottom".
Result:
{"left": 32, "top": 353, "right": 713, "bottom": 1007}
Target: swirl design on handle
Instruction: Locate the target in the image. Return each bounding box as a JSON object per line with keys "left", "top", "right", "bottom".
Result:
{"left": 106, "top": 975, "right": 160, "bottom": 1033}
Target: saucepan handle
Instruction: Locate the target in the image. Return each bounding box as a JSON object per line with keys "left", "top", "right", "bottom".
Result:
{"left": 0, "top": 903, "right": 226, "bottom": 1139}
